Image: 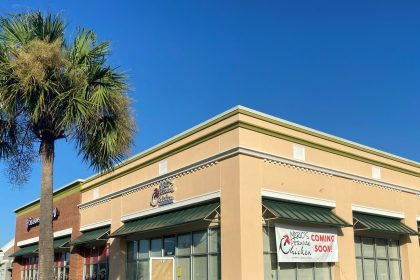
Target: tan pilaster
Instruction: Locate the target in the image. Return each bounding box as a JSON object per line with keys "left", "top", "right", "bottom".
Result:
{"left": 332, "top": 179, "right": 357, "bottom": 280}
{"left": 220, "top": 156, "right": 242, "bottom": 280}
{"left": 220, "top": 155, "right": 264, "bottom": 280}
{"left": 108, "top": 195, "right": 126, "bottom": 280}
{"left": 400, "top": 194, "right": 420, "bottom": 280}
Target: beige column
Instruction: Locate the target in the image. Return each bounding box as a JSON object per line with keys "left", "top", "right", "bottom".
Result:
{"left": 400, "top": 235, "right": 419, "bottom": 280}
{"left": 108, "top": 195, "right": 126, "bottom": 280}
{"left": 400, "top": 194, "right": 420, "bottom": 280}
{"left": 332, "top": 178, "right": 357, "bottom": 280}
{"left": 220, "top": 155, "right": 264, "bottom": 280}
{"left": 109, "top": 237, "right": 127, "bottom": 280}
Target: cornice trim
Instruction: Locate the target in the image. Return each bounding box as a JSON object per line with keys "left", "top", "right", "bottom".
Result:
{"left": 81, "top": 108, "right": 418, "bottom": 192}
{"left": 79, "top": 147, "right": 420, "bottom": 210}
{"left": 83, "top": 107, "right": 243, "bottom": 185}
{"left": 15, "top": 180, "right": 83, "bottom": 215}
{"left": 257, "top": 147, "right": 419, "bottom": 195}
{"left": 79, "top": 151, "right": 228, "bottom": 209}
{"left": 237, "top": 107, "right": 418, "bottom": 168}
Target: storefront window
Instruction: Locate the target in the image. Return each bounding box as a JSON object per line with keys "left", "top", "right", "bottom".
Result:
{"left": 21, "top": 252, "right": 70, "bottom": 280}
{"left": 354, "top": 236, "right": 402, "bottom": 280}
{"left": 262, "top": 226, "right": 332, "bottom": 280}
{"left": 137, "top": 260, "right": 149, "bottom": 280}
{"left": 177, "top": 257, "right": 191, "bottom": 280}
{"left": 21, "top": 257, "right": 38, "bottom": 280}
{"left": 54, "top": 251, "right": 70, "bottom": 280}
{"left": 126, "top": 227, "right": 221, "bottom": 280}
{"left": 150, "top": 239, "right": 162, "bottom": 257}
{"left": 193, "top": 231, "right": 207, "bottom": 255}
{"left": 139, "top": 240, "right": 150, "bottom": 259}
{"left": 177, "top": 234, "right": 191, "bottom": 256}
{"left": 83, "top": 246, "right": 109, "bottom": 280}
{"left": 164, "top": 237, "right": 176, "bottom": 256}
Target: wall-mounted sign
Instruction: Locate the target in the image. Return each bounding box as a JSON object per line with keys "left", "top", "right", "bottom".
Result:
{"left": 26, "top": 208, "right": 60, "bottom": 231}
{"left": 150, "top": 179, "right": 175, "bottom": 207}
{"left": 275, "top": 224, "right": 338, "bottom": 262}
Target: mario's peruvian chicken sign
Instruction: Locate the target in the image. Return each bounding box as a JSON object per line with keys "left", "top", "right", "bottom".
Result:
{"left": 275, "top": 224, "right": 338, "bottom": 262}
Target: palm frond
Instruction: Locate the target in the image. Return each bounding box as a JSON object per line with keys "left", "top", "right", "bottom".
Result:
{"left": 0, "top": 11, "right": 134, "bottom": 176}
{"left": 75, "top": 94, "right": 135, "bottom": 171}
{"left": 29, "top": 12, "right": 65, "bottom": 43}
{"left": 0, "top": 13, "right": 32, "bottom": 46}
{"left": 69, "top": 29, "right": 109, "bottom": 66}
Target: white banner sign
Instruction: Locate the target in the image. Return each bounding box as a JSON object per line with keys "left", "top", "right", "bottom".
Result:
{"left": 275, "top": 224, "right": 338, "bottom": 262}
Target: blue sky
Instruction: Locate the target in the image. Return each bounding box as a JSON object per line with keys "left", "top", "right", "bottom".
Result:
{"left": 0, "top": 0, "right": 420, "bottom": 246}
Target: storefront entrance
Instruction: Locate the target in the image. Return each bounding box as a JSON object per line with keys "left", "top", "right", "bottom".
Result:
{"left": 151, "top": 258, "right": 174, "bottom": 280}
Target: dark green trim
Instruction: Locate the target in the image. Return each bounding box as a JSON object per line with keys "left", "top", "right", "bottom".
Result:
{"left": 353, "top": 212, "right": 418, "bottom": 235}
{"left": 83, "top": 109, "right": 242, "bottom": 185}
{"left": 15, "top": 181, "right": 83, "bottom": 216}
{"left": 111, "top": 201, "right": 219, "bottom": 237}
{"left": 10, "top": 236, "right": 71, "bottom": 257}
{"left": 70, "top": 227, "right": 110, "bottom": 246}
{"left": 9, "top": 244, "right": 38, "bottom": 257}
{"left": 52, "top": 236, "right": 71, "bottom": 249}
{"left": 263, "top": 198, "right": 352, "bottom": 228}
{"left": 82, "top": 121, "right": 240, "bottom": 192}
{"left": 238, "top": 121, "right": 420, "bottom": 178}
{"left": 237, "top": 108, "right": 419, "bottom": 169}
{"left": 83, "top": 109, "right": 419, "bottom": 192}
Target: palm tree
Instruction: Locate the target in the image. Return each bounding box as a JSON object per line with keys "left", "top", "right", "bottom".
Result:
{"left": 0, "top": 12, "right": 135, "bottom": 279}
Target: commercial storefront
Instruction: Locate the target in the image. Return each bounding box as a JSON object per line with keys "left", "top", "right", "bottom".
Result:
{"left": 11, "top": 180, "right": 83, "bottom": 280}
{"left": 12, "top": 106, "right": 420, "bottom": 279}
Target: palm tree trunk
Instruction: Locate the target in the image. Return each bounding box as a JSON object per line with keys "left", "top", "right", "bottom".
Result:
{"left": 38, "top": 138, "right": 55, "bottom": 280}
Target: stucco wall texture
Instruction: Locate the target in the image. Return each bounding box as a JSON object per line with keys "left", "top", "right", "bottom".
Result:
{"left": 13, "top": 107, "right": 420, "bottom": 280}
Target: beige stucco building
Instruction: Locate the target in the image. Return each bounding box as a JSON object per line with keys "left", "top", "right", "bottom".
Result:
{"left": 12, "top": 106, "right": 420, "bottom": 280}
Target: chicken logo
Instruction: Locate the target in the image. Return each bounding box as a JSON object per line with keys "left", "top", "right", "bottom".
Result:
{"left": 150, "top": 179, "right": 175, "bottom": 207}
{"left": 150, "top": 188, "right": 160, "bottom": 207}
{"left": 279, "top": 234, "right": 292, "bottom": 254}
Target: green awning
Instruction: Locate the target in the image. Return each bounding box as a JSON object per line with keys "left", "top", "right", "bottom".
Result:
{"left": 9, "top": 236, "right": 71, "bottom": 257}
{"left": 9, "top": 244, "right": 38, "bottom": 257}
{"left": 112, "top": 202, "right": 219, "bottom": 237}
{"left": 53, "top": 236, "right": 71, "bottom": 249}
{"left": 353, "top": 213, "right": 417, "bottom": 235}
{"left": 70, "top": 227, "right": 110, "bottom": 246}
{"left": 262, "top": 199, "right": 352, "bottom": 227}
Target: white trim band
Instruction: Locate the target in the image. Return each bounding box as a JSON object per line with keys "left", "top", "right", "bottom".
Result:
{"left": 80, "top": 147, "right": 420, "bottom": 210}
{"left": 122, "top": 191, "right": 220, "bottom": 222}
{"left": 17, "top": 228, "right": 73, "bottom": 247}
{"left": 262, "top": 189, "right": 336, "bottom": 208}
{"left": 80, "top": 220, "right": 112, "bottom": 232}
{"left": 352, "top": 205, "right": 404, "bottom": 219}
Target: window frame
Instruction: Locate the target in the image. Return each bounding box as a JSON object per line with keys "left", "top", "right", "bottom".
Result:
{"left": 126, "top": 227, "right": 221, "bottom": 280}
{"left": 82, "top": 245, "right": 109, "bottom": 280}
{"left": 354, "top": 235, "right": 403, "bottom": 280}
